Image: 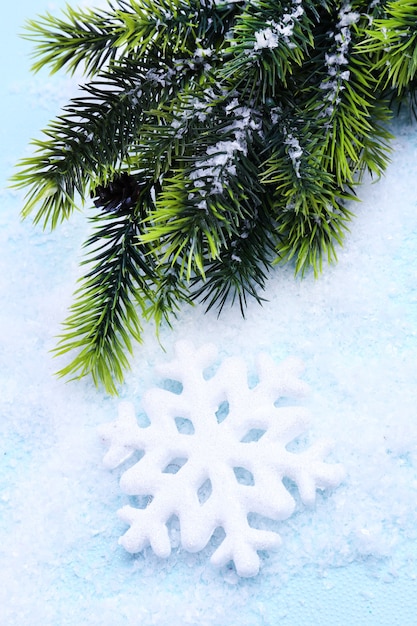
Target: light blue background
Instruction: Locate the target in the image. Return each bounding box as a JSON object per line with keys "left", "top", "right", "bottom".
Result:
{"left": 1, "top": 2, "right": 417, "bottom": 624}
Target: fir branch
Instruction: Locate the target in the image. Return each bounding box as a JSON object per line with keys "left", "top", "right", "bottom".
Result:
{"left": 141, "top": 174, "right": 226, "bottom": 280}
{"left": 11, "top": 61, "right": 157, "bottom": 228}
{"left": 220, "top": 0, "right": 314, "bottom": 98}
{"left": 191, "top": 202, "right": 276, "bottom": 314}
{"left": 54, "top": 178, "right": 157, "bottom": 394}
{"left": 23, "top": 2, "right": 129, "bottom": 76}
{"left": 146, "top": 260, "right": 194, "bottom": 329}
{"left": 259, "top": 112, "right": 355, "bottom": 275}
{"left": 300, "top": 3, "right": 393, "bottom": 185}
{"left": 361, "top": 0, "right": 417, "bottom": 93}
{"left": 24, "top": 0, "right": 241, "bottom": 77}
{"left": 112, "top": 0, "right": 238, "bottom": 57}
{"left": 13, "top": 0, "right": 417, "bottom": 392}
{"left": 274, "top": 196, "right": 354, "bottom": 277}
{"left": 140, "top": 101, "right": 265, "bottom": 282}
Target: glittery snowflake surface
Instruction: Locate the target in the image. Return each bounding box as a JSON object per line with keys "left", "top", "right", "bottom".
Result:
{"left": 99, "top": 341, "right": 345, "bottom": 577}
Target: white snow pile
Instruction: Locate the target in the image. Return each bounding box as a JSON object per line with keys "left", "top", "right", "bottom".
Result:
{"left": 99, "top": 341, "right": 345, "bottom": 577}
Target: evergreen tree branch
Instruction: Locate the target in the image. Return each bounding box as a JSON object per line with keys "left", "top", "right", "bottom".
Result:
{"left": 54, "top": 178, "right": 157, "bottom": 393}
{"left": 24, "top": 2, "right": 129, "bottom": 76}
{"left": 220, "top": 0, "right": 315, "bottom": 99}
{"left": 23, "top": 0, "right": 241, "bottom": 77}
{"left": 12, "top": 0, "right": 417, "bottom": 392}
{"left": 11, "top": 61, "right": 159, "bottom": 228}
{"left": 259, "top": 111, "right": 355, "bottom": 276}
{"left": 191, "top": 200, "right": 276, "bottom": 315}
{"left": 140, "top": 97, "right": 265, "bottom": 281}
{"left": 299, "top": 4, "right": 393, "bottom": 186}
{"left": 360, "top": 0, "right": 417, "bottom": 94}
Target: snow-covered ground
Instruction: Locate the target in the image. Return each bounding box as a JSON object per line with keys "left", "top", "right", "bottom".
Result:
{"left": 1, "top": 2, "right": 417, "bottom": 624}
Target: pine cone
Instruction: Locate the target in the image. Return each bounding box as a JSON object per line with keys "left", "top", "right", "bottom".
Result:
{"left": 91, "top": 173, "right": 141, "bottom": 213}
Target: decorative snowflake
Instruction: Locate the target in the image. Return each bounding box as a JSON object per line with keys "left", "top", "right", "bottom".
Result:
{"left": 99, "top": 341, "right": 345, "bottom": 577}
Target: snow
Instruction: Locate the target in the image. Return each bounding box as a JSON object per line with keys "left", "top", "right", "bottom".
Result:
{"left": 319, "top": 3, "right": 360, "bottom": 119}
{"left": 254, "top": 27, "right": 279, "bottom": 51}
{"left": 284, "top": 132, "right": 303, "bottom": 178}
{"left": 190, "top": 103, "right": 259, "bottom": 196}
{"left": 1, "top": 1, "right": 417, "bottom": 624}
{"left": 253, "top": 2, "right": 305, "bottom": 52}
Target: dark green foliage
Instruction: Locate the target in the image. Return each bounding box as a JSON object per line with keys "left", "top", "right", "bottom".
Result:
{"left": 53, "top": 176, "right": 156, "bottom": 394}
{"left": 11, "top": 0, "right": 417, "bottom": 392}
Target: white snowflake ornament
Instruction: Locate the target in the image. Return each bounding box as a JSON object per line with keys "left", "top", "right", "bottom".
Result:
{"left": 99, "top": 341, "right": 345, "bottom": 577}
